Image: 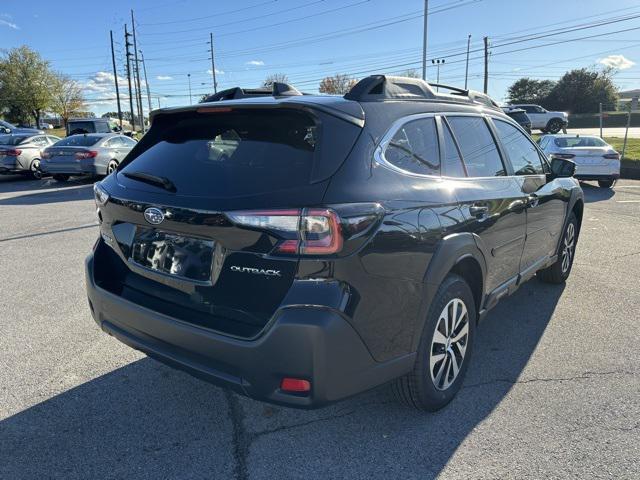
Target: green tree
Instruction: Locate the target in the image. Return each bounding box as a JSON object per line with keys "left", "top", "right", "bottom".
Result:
{"left": 507, "top": 78, "right": 556, "bottom": 105}
{"left": 546, "top": 68, "right": 618, "bottom": 113}
{"left": 50, "top": 74, "right": 85, "bottom": 127}
{"left": 0, "top": 46, "right": 56, "bottom": 126}
{"left": 319, "top": 74, "right": 358, "bottom": 94}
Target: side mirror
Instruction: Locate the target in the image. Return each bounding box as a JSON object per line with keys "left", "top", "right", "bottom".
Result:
{"left": 550, "top": 156, "right": 576, "bottom": 178}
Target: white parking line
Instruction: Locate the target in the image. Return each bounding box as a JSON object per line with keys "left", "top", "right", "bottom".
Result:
{"left": 616, "top": 200, "right": 640, "bottom": 203}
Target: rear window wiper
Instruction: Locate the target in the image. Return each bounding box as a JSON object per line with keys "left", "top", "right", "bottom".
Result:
{"left": 122, "top": 171, "right": 176, "bottom": 192}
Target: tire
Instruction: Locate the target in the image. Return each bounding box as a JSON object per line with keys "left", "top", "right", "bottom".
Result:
{"left": 540, "top": 128, "right": 548, "bottom": 134}
{"left": 106, "top": 159, "right": 119, "bottom": 176}
{"left": 52, "top": 174, "right": 70, "bottom": 182}
{"left": 29, "top": 159, "right": 43, "bottom": 180}
{"left": 598, "top": 179, "right": 614, "bottom": 188}
{"left": 537, "top": 212, "right": 578, "bottom": 284}
{"left": 546, "top": 119, "right": 564, "bottom": 134}
{"left": 392, "top": 274, "right": 476, "bottom": 411}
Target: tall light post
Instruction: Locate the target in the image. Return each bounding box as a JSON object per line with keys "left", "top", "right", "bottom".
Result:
{"left": 432, "top": 58, "right": 445, "bottom": 90}
{"left": 187, "top": 73, "right": 192, "bottom": 105}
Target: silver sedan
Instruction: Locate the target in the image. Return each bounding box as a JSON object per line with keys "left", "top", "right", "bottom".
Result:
{"left": 41, "top": 133, "right": 137, "bottom": 181}
{"left": 0, "top": 134, "right": 61, "bottom": 179}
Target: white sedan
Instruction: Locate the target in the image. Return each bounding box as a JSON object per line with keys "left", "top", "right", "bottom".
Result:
{"left": 538, "top": 134, "right": 620, "bottom": 188}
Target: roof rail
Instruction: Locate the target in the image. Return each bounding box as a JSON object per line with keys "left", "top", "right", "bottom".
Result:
{"left": 344, "top": 75, "right": 500, "bottom": 109}
{"left": 201, "top": 82, "right": 303, "bottom": 103}
{"left": 344, "top": 75, "right": 436, "bottom": 101}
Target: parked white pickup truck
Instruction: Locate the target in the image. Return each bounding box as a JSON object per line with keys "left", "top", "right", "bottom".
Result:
{"left": 508, "top": 104, "right": 568, "bottom": 133}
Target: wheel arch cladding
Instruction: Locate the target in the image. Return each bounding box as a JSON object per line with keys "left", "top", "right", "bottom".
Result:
{"left": 414, "top": 233, "right": 487, "bottom": 350}
{"left": 571, "top": 198, "right": 584, "bottom": 233}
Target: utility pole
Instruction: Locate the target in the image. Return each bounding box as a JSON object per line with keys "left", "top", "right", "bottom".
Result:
{"left": 131, "top": 10, "right": 145, "bottom": 133}
{"left": 422, "top": 0, "right": 429, "bottom": 80}
{"left": 139, "top": 50, "right": 153, "bottom": 113}
{"left": 483, "top": 36, "right": 489, "bottom": 94}
{"left": 464, "top": 34, "right": 471, "bottom": 90}
{"left": 110, "top": 30, "right": 123, "bottom": 129}
{"left": 208, "top": 33, "right": 218, "bottom": 93}
{"left": 188, "top": 73, "right": 192, "bottom": 105}
{"left": 124, "top": 24, "right": 136, "bottom": 132}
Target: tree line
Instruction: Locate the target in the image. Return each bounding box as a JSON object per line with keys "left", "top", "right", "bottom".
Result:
{"left": 0, "top": 46, "right": 86, "bottom": 127}
{"left": 506, "top": 67, "right": 619, "bottom": 113}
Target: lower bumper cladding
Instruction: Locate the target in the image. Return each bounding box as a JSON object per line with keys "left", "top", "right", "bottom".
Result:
{"left": 85, "top": 253, "right": 414, "bottom": 408}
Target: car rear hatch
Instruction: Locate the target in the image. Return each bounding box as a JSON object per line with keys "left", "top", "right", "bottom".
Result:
{"left": 93, "top": 103, "right": 363, "bottom": 339}
{"left": 558, "top": 147, "right": 614, "bottom": 166}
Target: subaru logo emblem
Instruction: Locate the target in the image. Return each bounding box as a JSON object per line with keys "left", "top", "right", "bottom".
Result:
{"left": 144, "top": 207, "right": 165, "bottom": 225}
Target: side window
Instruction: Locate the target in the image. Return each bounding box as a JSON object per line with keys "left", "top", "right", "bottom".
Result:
{"left": 441, "top": 121, "right": 466, "bottom": 177}
{"left": 106, "top": 137, "right": 122, "bottom": 148}
{"left": 384, "top": 117, "right": 440, "bottom": 175}
{"left": 447, "top": 116, "right": 505, "bottom": 177}
{"left": 539, "top": 136, "right": 549, "bottom": 149}
{"left": 494, "top": 120, "right": 545, "bottom": 175}
{"left": 33, "top": 136, "right": 48, "bottom": 147}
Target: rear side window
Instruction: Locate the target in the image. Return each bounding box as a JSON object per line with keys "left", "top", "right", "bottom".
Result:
{"left": 55, "top": 135, "right": 101, "bottom": 147}
{"left": 384, "top": 117, "right": 439, "bottom": 175}
{"left": 447, "top": 116, "right": 505, "bottom": 177}
{"left": 121, "top": 109, "right": 322, "bottom": 198}
{"left": 441, "top": 122, "right": 466, "bottom": 178}
{"left": 494, "top": 120, "right": 545, "bottom": 175}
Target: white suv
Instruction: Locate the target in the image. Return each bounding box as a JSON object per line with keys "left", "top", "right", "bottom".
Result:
{"left": 509, "top": 104, "right": 568, "bottom": 133}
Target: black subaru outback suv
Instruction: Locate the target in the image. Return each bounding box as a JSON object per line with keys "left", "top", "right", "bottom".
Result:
{"left": 86, "top": 75, "right": 583, "bottom": 411}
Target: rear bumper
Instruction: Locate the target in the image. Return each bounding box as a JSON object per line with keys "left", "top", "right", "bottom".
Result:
{"left": 41, "top": 162, "right": 99, "bottom": 176}
{"left": 575, "top": 173, "right": 620, "bottom": 181}
{"left": 85, "top": 252, "right": 414, "bottom": 408}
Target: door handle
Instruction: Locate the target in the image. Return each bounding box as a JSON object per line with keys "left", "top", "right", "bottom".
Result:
{"left": 469, "top": 204, "right": 489, "bottom": 218}
{"left": 527, "top": 194, "right": 539, "bottom": 208}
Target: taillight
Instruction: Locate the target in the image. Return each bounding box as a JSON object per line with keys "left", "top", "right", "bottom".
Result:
{"left": 603, "top": 153, "right": 620, "bottom": 160}
{"left": 41, "top": 150, "right": 51, "bottom": 159}
{"left": 75, "top": 150, "right": 98, "bottom": 159}
{"left": 553, "top": 153, "right": 575, "bottom": 159}
{"left": 227, "top": 208, "right": 344, "bottom": 256}
{"left": 4, "top": 149, "right": 21, "bottom": 156}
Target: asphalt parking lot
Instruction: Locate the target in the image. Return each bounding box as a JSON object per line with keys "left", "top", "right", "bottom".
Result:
{"left": 1, "top": 175, "right": 639, "bottom": 479}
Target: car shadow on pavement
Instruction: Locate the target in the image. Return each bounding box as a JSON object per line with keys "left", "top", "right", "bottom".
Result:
{"left": 0, "top": 281, "right": 564, "bottom": 479}
{"left": 0, "top": 175, "right": 95, "bottom": 194}
{"left": 579, "top": 181, "right": 615, "bottom": 203}
{"left": 0, "top": 181, "right": 94, "bottom": 206}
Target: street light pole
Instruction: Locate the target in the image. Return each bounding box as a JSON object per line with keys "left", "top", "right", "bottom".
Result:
{"left": 422, "top": 0, "right": 429, "bottom": 80}
{"left": 208, "top": 32, "right": 218, "bottom": 93}
{"left": 431, "top": 59, "right": 444, "bottom": 90}
{"left": 188, "top": 73, "right": 192, "bottom": 105}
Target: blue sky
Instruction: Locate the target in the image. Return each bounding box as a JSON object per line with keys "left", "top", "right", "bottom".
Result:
{"left": 2, "top": 0, "right": 639, "bottom": 115}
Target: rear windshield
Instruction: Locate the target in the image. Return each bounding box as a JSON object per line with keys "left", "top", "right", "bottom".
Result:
{"left": 0, "top": 135, "right": 30, "bottom": 145}
{"left": 68, "top": 121, "right": 110, "bottom": 134}
{"left": 121, "top": 109, "right": 319, "bottom": 197}
{"left": 554, "top": 137, "right": 606, "bottom": 148}
{"left": 508, "top": 112, "right": 529, "bottom": 122}
{"left": 55, "top": 135, "right": 101, "bottom": 147}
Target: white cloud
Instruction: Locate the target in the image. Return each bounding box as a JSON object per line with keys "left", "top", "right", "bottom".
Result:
{"left": 245, "top": 60, "right": 264, "bottom": 66}
{"left": 0, "top": 16, "right": 19, "bottom": 29}
{"left": 206, "top": 69, "right": 225, "bottom": 75}
{"left": 156, "top": 75, "right": 173, "bottom": 80}
{"left": 598, "top": 54, "right": 635, "bottom": 70}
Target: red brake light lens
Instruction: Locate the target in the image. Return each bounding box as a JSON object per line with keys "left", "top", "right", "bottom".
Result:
{"left": 603, "top": 153, "right": 620, "bottom": 160}
{"left": 41, "top": 150, "right": 51, "bottom": 159}
{"left": 4, "top": 149, "right": 22, "bottom": 156}
{"left": 553, "top": 153, "right": 575, "bottom": 159}
{"left": 227, "top": 208, "right": 343, "bottom": 256}
{"left": 75, "top": 150, "right": 98, "bottom": 159}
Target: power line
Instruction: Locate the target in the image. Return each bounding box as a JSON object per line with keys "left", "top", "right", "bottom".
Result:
{"left": 139, "top": 0, "right": 277, "bottom": 26}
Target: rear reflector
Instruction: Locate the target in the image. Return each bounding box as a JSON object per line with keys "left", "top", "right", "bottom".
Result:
{"left": 280, "top": 378, "right": 311, "bottom": 393}
{"left": 227, "top": 208, "right": 343, "bottom": 256}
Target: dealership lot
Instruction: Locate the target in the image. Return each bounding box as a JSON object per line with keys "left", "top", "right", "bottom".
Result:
{"left": 0, "top": 176, "right": 638, "bottom": 479}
